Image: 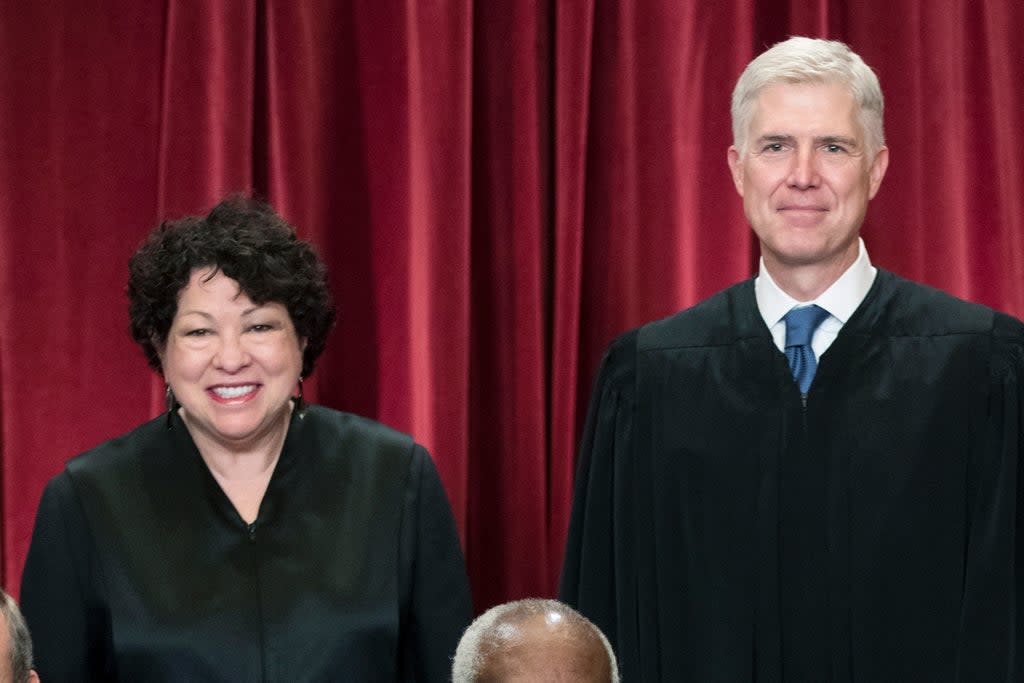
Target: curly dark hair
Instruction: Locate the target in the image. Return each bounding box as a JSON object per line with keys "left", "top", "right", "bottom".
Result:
{"left": 128, "top": 196, "right": 335, "bottom": 377}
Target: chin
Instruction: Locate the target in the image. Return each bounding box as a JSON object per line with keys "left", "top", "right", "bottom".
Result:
{"left": 769, "top": 227, "right": 851, "bottom": 259}
{"left": 209, "top": 418, "right": 267, "bottom": 442}
{"left": 763, "top": 236, "right": 826, "bottom": 262}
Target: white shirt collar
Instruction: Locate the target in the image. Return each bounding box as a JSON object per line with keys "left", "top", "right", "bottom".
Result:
{"left": 755, "top": 238, "right": 877, "bottom": 329}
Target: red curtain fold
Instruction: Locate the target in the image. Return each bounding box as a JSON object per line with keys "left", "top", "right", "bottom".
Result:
{"left": 2, "top": 0, "right": 1023, "bottom": 612}
{"left": 465, "top": 1, "right": 552, "bottom": 607}
{"left": 0, "top": 0, "right": 167, "bottom": 589}
{"left": 550, "top": 0, "right": 596, "bottom": 600}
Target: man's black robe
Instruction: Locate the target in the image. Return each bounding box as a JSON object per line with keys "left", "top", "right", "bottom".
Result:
{"left": 560, "top": 269, "right": 1024, "bottom": 682}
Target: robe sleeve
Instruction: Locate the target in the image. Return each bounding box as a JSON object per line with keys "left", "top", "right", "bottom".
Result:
{"left": 956, "top": 313, "right": 1024, "bottom": 680}
{"left": 21, "top": 472, "right": 113, "bottom": 682}
{"left": 397, "top": 443, "right": 472, "bottom": 683}
{"left": 559, "top": 330, "right": 645, "bottom": 678}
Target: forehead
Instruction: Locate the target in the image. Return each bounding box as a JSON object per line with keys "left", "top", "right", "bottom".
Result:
{"left": 176, "top": 268, "right": 254, "bottom": 309}
{"left": 749, "top": 81, "right": 860, "bottom": 137}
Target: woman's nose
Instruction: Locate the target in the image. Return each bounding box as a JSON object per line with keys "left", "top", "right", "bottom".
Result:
{"left": 213, "top": 334, "right": 251, "bottom": 371}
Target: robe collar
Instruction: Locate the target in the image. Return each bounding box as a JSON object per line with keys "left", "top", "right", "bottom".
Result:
{"left": 754, "top": 238, "right": 877, "bottom": 349}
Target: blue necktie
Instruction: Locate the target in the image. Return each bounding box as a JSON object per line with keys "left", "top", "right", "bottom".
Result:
{"left": 784, "top": 305, "right": 830, "bottom": 394}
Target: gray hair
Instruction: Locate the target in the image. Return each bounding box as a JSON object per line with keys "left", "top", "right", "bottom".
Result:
{"left": 452, "top": 598, "right": 620, "bottom": 683}
{"left": 731, "top": 36, "right": 885, "bottom": 158}
{"left": 0, "top": 590, "right": 34, "bottom": 683}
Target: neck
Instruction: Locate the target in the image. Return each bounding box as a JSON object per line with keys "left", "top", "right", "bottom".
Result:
{"left": 181, "top": 405, "right": 292, "bottom": 525}
{"left": 762, "top": 242, "right": 859, "bottom": 302}
{"left": 181, "top": 404, "right": 292, "bottom": 481}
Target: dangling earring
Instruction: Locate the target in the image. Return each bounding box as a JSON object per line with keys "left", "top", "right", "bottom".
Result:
{"left": 165, "top": 385, "right": 178, "bottom": 430}
{"left": 294, "top": 377, "right": 306, "bottom": 419}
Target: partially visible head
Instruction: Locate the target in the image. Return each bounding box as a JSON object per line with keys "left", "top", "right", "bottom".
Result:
{"left": 731, "top": 37, "right": 884, "bottom": 159}
{"left": 0, "top": 591, "right": 39, "bottom": 683}
{"left": 452, "top": 599, "right": 619, "bottom": 683}
{"left": 128, "top": 196, "right": 335, "bottom": 379}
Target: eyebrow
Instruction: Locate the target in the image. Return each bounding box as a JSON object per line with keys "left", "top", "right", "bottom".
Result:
{"left": 756, "top": 134, "right": 794, "bottom": 145}
{"left": 818, "top": 135, "right": 859, "bottom": 148}
{"left": 755, "top": 134, "right": 860, "bottom": 148}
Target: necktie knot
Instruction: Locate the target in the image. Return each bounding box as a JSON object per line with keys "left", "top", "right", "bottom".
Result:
{"left": 784, "top": 304, "right": 830, "bottom": 349}
{"left": 783, "top": 305, "right": 830, "bottom": 394}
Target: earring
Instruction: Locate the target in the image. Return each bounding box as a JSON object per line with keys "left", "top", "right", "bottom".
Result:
{"left": 294, "top": 377, "right": 306, "bottom": 419}
{"left": 165, "top": 385, "right": 178, "bottom": 430}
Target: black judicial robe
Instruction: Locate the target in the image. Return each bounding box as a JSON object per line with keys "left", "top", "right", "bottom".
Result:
{"left": 560, "top": 269, "right": 1024, "bottom": 682}
{"left": 21, "top": 405, "right": 472, "bottom": 682}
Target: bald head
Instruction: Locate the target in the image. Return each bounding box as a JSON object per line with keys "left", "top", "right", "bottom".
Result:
{"left": 452, "top": 599, "right": 619, "bottom": 683}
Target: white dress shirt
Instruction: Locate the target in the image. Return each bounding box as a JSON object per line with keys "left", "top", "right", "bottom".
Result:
{"left": 754, "top": 238, "right": 877, "bottom": 359}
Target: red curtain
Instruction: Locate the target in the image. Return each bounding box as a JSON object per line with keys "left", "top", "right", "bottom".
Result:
{"left": 2, "top": 1, "right": 1022, "bottom": 613}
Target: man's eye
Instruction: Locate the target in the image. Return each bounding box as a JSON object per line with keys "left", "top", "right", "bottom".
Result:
{"left": 764, "top": 143, "right": 784, "bottom": 152}
{"left": 824, "top": 143, "right": 846, "bottom": 153}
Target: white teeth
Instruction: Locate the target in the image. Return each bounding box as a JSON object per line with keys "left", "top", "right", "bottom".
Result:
{"left": 212, "top": 385, "right": 257, "bottom": 399}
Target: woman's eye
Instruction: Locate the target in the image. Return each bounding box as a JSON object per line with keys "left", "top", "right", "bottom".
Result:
{"left": 249, "top": 324, "right": 273, "bottom": 332}
{"left": 184, "top": 329, "right": 210, "bottom": 337}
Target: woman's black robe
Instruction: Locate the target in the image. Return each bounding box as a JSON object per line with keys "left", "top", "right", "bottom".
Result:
{"left": 22, "top": 405, "right": 472, "bottom": 682}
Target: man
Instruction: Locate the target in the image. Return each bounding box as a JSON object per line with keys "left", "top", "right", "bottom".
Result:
{"left": 560, "top": 37, "right": 1023, "bottom": 682}
{"left": 452, "top": 599, "right": 619, "bottom": 682}
{"left": 0, "top": 591, "right": 39, "bottom": 683}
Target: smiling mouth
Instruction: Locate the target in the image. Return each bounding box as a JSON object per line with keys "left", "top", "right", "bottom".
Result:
{"left": 210, "top": 385, "right": 258, "bottom": 399}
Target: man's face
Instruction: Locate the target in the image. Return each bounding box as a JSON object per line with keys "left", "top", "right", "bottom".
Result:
{"left": 727, "top": 81, "right": 888, "bottom": 277}
{"left": 0, "top": 613, "right": 12, "bottom": 682}
{"left": 0, "top": 611, "right": 40, "bottom": 683}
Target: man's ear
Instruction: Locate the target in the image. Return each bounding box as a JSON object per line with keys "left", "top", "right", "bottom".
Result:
{"left": 867, "top": 146, "right": 889, "bottom": 199}
{"left": 727, "top": 146, "right": 744, "bottom": 196}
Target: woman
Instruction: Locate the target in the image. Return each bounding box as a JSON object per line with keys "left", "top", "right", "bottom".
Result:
{"left": 20, "top": 197, "right": 472, "bottom": 682}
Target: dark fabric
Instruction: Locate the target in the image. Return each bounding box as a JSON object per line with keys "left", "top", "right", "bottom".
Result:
{"left": 560, "top": 269, "right": 1024, "bottom": 682}
{"left": 20, "top": 405, "right": 471, "bottom": 683}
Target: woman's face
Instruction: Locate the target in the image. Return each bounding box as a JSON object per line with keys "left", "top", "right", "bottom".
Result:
{"left": 160, "top": 268, "right": 305, "bottom": 451}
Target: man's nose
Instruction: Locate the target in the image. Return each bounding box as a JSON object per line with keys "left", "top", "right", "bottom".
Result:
{"left": 787, "top": 147, "right": 820, "bottom": 189}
